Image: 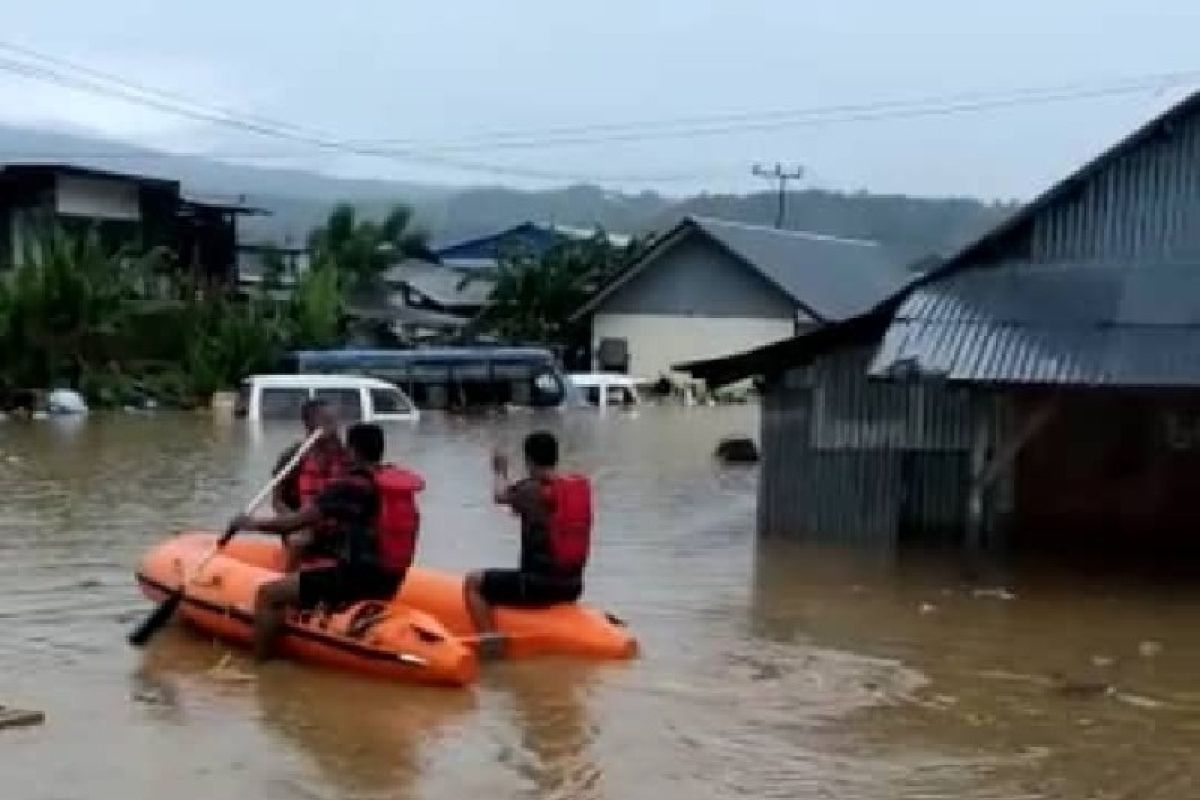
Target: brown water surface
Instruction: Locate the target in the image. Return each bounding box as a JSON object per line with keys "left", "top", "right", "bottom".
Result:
{"left": 2, "top": 408, "right": 1199, "bottom": 799}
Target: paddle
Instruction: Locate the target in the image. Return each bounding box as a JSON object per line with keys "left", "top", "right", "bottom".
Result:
{"left": 128, "top": 428, "right": 324, "bottom": 647}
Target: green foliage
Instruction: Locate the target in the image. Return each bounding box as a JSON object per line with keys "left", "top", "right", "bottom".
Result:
{"left": 288, "top": 259, "right": 343, "bottom": 349}
{"left": 0, "top": 223, "right": 289, "bottom": 407}
{"left": 308, "top": 202, "right": 429, "bottom": 287}
{"left": 479, "top": 232, "right": 648, "bottom": 344}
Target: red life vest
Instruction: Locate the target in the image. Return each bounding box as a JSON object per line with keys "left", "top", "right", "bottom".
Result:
{"left": 370, "top": 465, "right": 425, "bottom": 573}
{"left": 540, "top": 474, "right": 592, "bottom": 574}
{"left": 296, "top": 447, "right": 348, "bottom": 507}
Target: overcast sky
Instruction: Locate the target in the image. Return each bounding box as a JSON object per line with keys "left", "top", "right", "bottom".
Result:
{"left": 1, "top": 1, "right": 1198, "bottom": 199}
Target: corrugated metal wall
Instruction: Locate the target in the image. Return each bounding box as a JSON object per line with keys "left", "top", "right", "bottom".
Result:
{"left": 1029, "top": 111, "right": 1200, "bottom": 261}
{"left": 759, "top": 346, "right": 1012, "bottom": 544}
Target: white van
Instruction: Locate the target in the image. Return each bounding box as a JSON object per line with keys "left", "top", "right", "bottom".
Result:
{"left": 567, "top": 373, "right": 647, "bottom": 410}
{"left": 237, "top": 375, "right": 420, "bottom": 423}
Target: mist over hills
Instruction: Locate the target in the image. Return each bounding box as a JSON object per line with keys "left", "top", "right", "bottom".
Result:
{"left": 0, "top": 123, "right": 1014, "bottom": 263}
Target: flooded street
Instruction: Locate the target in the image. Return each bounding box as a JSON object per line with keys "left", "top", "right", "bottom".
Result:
{"left": 3, "top": 407, "right": 1200, "bottom": 799}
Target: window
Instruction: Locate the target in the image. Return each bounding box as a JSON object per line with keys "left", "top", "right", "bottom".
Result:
{"left": 583, "top": 387, "right": 601, "bottom": 406}
{"left": 314, "top": 388, "right": 363, "bottom": 422}
{"left": 370, "top": 388, "right": 412, "bottom": 417}
{"left": 259, "top": 388, "right": 310, "bottom": 420}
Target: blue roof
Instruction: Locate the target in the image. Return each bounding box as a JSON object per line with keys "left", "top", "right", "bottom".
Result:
{"left": 434, "top": 222, "right": 629, "bottom": 264}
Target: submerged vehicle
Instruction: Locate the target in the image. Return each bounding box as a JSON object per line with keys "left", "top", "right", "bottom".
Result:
{"left": 281, "top": 347, "right": 574, "bottom": 410}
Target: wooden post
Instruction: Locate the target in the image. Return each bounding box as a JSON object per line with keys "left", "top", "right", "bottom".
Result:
{"left": 967, "top": 397, "right": 1058, "bottom": 549}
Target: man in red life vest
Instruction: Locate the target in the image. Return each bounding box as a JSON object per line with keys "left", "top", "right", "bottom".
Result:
{"left": 464, "top": 430, "right": 592, "bottom": 659}
{"left": 228, "top": 423, "right": 425, "bottom": 661}
{"left": 271, "top": 399, "right": 349, "bottom": 571}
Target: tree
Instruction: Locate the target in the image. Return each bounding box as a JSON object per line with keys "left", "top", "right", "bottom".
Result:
{"left": 478, "top": 232, "right": 647, "bottom": 344}
{"left": 307, "top": 202, "right": 430, "bottom": 286}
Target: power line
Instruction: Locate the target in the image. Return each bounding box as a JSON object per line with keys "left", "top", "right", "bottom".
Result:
{"left": 350, "top": 71, "right": 1200, "bottom": 150}
{"left": 0, "top": 47, "right": 702, "bottom": 185}
{"left": 0, "top": 38, "right": 1196, "bottom": 183}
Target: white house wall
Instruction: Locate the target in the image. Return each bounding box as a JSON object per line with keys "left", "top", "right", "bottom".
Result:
{"left": 55, "top": 175, "right": 141, "bottom": 221}
{"left": 592, "top": 312, "right": 795, "bottom": 380}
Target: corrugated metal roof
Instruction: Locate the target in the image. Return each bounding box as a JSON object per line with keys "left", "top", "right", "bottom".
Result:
{"left": 382, "top": 260, "right": 494, "bottom": 307}
{"left": 870, "top": 261, "right": 1200, "bottom": 386}
{"left": 577, "top": 215, "right": 908, "bottom": 322}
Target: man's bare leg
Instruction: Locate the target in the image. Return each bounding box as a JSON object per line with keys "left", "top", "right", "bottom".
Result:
{"left": 463, "top": 571, "right": 505, "bottom": 659}
{"left": 254, "top": 575, "right": 300, "bottom": 661}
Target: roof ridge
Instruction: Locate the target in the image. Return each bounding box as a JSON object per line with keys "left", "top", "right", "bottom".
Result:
{"left": 688, "top": 214, "right": 880, "bottom": 247}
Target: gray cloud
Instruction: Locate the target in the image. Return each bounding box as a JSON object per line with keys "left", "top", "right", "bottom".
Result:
{"left": 2, "top": 0, "right": 1197, "bottom": 198}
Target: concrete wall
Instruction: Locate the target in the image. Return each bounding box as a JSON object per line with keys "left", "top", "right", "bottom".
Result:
{"left": 593, "top": 313, "right": 796, "bottom": 380}
{"left": 590, "top": 231, "right": 803, "bottom": 378}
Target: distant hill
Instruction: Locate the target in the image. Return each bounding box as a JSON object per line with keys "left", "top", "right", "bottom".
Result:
{"left": 0, "top": 123, "right": 1015, "bottom": 262}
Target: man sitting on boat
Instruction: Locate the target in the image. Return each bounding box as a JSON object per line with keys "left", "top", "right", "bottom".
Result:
{"left": 464, "top": 431, "right": 593, "bottom": 659}
{"left": 228, "top": 422, "right": 425, "bottom": 660}
{"left": 271, "top": 399, "right": 348, "bottom": 571}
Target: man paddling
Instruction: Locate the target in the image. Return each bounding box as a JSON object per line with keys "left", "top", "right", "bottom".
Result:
{"left": 228, "top": 423, "right": 425, "bottom": 661}
{"left": 464, "top": 431, "right": 593, "bottom": 659}
{"left": 272, "top": 399, "right": 348, "bottom": 571}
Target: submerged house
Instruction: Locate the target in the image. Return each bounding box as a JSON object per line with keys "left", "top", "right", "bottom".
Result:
{"left": 572, "top": 215, "right": 907, "bottom": 378}
{"left": 680, "top": 90, "right": 1200, "bottom": 554}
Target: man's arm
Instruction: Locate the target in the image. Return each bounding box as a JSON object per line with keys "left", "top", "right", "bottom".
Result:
{"left": 270, "top": 443, "right": 300, "bottom": 515}
{"left": 492, "top": 450, "right": 515, "bottom": 505}
{"left": 229, "top": 505, "right": 321, "bottom": 536}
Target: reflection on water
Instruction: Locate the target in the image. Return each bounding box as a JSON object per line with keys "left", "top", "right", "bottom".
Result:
{"left": 3, "top": 408, "right": 1200, "bottom": 799}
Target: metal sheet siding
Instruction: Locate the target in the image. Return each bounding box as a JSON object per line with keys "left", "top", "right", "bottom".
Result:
{"left": 1028, "top": 111, "right": 1200, "bottom": 262}
{"left": 758, "top": 347, "right": 991, "bottom": 543}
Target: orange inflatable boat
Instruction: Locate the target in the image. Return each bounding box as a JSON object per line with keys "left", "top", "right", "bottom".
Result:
{"left": 135, "top": 532, "right": 476, "bottom": 687}
{"left": 138, "top": 531, "right": 637, "bottom": 663}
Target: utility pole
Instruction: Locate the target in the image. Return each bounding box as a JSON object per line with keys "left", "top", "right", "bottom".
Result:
{"left": 751, "top": 163, "right": 804, "bottom": 228}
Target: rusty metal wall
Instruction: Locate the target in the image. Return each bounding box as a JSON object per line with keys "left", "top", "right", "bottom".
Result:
{"left": 758, "top": 346, "right": 1009, "bottom": 544}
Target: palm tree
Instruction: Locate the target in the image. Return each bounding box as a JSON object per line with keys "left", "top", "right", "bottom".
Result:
{"left": 308, "top": 202, "right": 430, "bottom": 284}
{"left": 478, "top": 232, "right": 647, "bottom": 344}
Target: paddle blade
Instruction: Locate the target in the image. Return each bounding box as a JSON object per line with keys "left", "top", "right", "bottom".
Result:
{"left": 127, "top": 591, "right": 183, "bottom": 647}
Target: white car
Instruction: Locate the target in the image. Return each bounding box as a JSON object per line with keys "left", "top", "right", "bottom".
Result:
{"left": 237, "top": 374, "right": 419, "bottom": 423}
{"left": 567, "top": 373, "right": 648, "bottom": 409}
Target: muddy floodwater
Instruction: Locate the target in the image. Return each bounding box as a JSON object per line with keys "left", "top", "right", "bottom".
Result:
{"left": 3, "top": 407, "right": 1200, "bottom": 799}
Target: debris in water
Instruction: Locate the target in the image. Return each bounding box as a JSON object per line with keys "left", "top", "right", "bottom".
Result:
{"left": 1051, "top": 679, "right": 1114, "bottom": 699}
{"left": 207, "top": 652, "right": 257, "bottom": 684}
{"left": 0, "top": 706, "right": 45, "bottom": 730}
{"left": 1138, "top": 640, "right": 1163, "bottom": 658}
{"left": 1091, "top": 655, "right": 1116, "bottom": 668}
{"left": 1114, "top": 691, "right": 1164, "bottom": 710}
{"left": 919, "top": 602, "right": 938, "bottom": 615}
{"left": 971, "top": 587, "right": 1017, "bottom": 601}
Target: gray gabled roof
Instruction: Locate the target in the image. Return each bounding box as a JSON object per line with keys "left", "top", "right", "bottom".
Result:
{"left": 381, "top": 259, "right": 495, "bottom": 307}
{"left": 573, "top": 215, "right": 908, "bottom": 322}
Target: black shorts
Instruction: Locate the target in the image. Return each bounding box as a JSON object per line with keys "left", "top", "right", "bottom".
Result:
{"left": 297, "top": 565, "right": 402, "bottom": 609}
{"left": 479, "top": 569, "right": 582, "bottom": 607}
